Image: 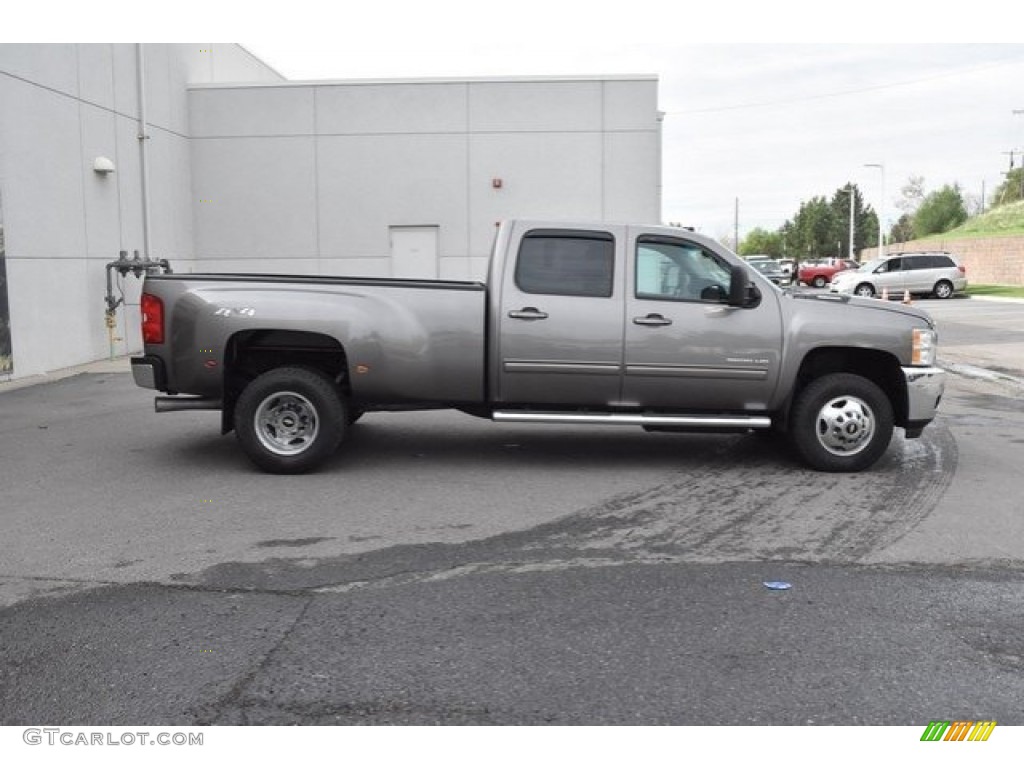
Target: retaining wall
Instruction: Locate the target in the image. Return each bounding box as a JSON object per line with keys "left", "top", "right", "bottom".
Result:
{"left": 860, "top": 235, "right": 1024, "bottom": 286}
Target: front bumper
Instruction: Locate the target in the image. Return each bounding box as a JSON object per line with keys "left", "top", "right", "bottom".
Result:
{"left": 902, "top": 365, "right": 945, "bottom": 433}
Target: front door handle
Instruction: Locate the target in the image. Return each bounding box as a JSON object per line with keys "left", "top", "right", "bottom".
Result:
{"left": 633, "top": 313, "right": 673, "bottom": 326}
{"left": 508, "top": 307, "right": 549, "bottom": 320}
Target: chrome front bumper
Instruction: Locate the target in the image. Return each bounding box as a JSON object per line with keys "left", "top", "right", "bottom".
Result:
{"left": 902, "top": 366, "right": 946, "bottom": 423}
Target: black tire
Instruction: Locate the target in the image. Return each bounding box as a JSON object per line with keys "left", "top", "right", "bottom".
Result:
{"left": 812, "top": 275, "right": 827, "bottom": 288}
{"left": 854, "top": 283, "right": 875, "bottom": 298}
{"left": 789, "top": 373, "right": 893, "bottom": 472}
{"left": 933, "top": 280, "right": 954, "bottom": 299}
{"left": 234, "top": 367, "right": 346, "bottom": 474}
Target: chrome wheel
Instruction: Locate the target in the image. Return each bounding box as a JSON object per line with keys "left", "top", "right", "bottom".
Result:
{"left": 790, "top": 373, "right": 893, "bottom": 472}
{"left": 814, "top": 395, "right": 874, "bottom": 456}
{"left": 854, "top": 283, "right": 875, "bottom": 298}
{"left": 253, "top": 390, "right": 321, "bottom": 456}
{"left": 235, "top": 367, "right": 346, "bottom": 474}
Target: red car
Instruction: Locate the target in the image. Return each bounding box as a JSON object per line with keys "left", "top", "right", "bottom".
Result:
{"left": 799, "top": 259, "right": 859, "bottom": 288}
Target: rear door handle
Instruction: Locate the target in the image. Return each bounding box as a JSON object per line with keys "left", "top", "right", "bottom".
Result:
{"left": 508, "top": 307, "right": 549, "bottom": 320}
{"left": 633, "top": 313, "right": 673, "bottom": 326}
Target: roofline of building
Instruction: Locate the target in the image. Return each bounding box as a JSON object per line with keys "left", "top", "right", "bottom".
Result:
{"left": 233, "top": 43, "right": 289, "bottom": 81}
{"left": 187, "top": 73, "right": 659, "bottom": 90}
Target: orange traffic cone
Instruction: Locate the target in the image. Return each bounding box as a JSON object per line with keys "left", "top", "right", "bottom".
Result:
{"left": 881, "top": 287, "right": 888, "bottom": 301}
{"left": 902, "top": 290, "right": 912, "bottom": 305}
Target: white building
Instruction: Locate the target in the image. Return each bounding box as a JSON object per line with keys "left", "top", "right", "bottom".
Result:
{"left": 0, "top": 44, "right": 661, "bottom": 381}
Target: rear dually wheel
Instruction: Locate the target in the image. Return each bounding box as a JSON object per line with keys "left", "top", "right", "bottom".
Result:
{"left": 235, "top": 367, "right": 346, "bottom": 474}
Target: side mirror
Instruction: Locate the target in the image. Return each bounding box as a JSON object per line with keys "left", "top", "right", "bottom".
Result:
{"left": 728, "top": 264, "right": 749, "bottom": 307}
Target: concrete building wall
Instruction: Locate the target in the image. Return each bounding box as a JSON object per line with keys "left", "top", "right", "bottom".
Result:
{"left": 188, "top": 76, "right": 661, "bottom": 280}
{"left": 0, "top": 44, "right": 283, "bottom": 379}
{"left": 1, "top": 46, "right": 660, "bottom": 382}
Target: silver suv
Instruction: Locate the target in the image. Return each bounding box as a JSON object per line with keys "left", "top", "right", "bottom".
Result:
{"left": 829, "top": 251, "right": 967, "bottom": 299}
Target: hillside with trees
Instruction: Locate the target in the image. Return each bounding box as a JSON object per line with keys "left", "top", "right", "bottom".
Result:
{"left": 739, "top": 166, "right": 1024, "bottom": 258}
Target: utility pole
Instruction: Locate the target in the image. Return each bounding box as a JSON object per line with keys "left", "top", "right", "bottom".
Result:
{"left": 1015, "top": 110, "right": 1024, "bottom": 199}
{"left": 1001, "top": 150, "right": 1019, "bottom": 204}
{"left": 734, "top": 197, "right": 739, "bottom": 252}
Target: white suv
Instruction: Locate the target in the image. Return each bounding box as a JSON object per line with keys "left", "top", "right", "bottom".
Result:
{"left": 829, "top": 251, "right": 967, "bottom": 299}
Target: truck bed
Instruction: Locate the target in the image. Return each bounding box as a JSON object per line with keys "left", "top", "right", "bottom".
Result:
{"left": 142, "top": 272, "right": 488, "bottom": 405}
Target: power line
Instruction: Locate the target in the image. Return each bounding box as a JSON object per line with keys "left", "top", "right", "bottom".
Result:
{"left": 663, "top": 57, "right": 1024, "bottom": 116}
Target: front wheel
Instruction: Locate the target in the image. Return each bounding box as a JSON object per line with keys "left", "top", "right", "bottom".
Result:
{"left": 789, "top": 373, "right": 893, "bottom": 472}
{"left": 235, "top": 367, "right": 346, "bottom": 473}
{"left": 854, "top": 283, "right": 875, "bottom": 298}
{"left": 812, "top": 275, "right": 828, "bottom": 288}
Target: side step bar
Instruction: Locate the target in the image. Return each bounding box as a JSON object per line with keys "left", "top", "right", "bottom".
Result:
{"left": 492, "top": 410, "right": 771, "bottom": 429}
{"left": 155, "top": 396, "right": 223, "bottom": 413}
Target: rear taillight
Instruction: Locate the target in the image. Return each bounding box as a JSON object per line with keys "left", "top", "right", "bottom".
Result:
{"left": 141, "top": 292, "right": 164, "bottom": 344}
{"left": 958, "top": 265, "right": 966, "bottom": 275}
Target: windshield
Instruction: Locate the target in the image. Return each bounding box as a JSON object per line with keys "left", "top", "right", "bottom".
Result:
{"left": 859, "top": 259, "right": 884, "bottom": 273}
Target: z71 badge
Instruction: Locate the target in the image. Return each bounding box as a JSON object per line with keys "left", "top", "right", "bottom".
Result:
{"left": 213, "top": 307, "right": 256, "bottom": 317}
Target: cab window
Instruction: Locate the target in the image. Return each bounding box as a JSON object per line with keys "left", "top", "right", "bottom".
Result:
{"left": 515, "top": 230, "right": 614, "bottom": 297}
{"left": 635, "top": 237, "right": 732, "bottom": 302}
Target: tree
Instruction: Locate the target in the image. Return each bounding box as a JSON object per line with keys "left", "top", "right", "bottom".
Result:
{"left": 913, "top": 184, "right": 967, "bottom": 237}
{"left": 895, "top": 175, "right": 926, "bottom": 216}
{"left": 963, "top": 191, "right": 985, "bottom": 217}
{"left": 889, "top": 213, "right": 914, "bottom": 245}
{"left": 739, "top": 227, "right": 784, "bottom": 257}
{"left": 992, "top": 167, "right": 1024, "bottom": 207}
{"left": 828, "top": 183, "right": 878, "bottom": 257}
{"left": 787, "top": 196, "right": 837, "bottom": 258}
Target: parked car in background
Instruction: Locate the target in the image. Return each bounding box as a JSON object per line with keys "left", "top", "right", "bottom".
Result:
{"left": 749, "top": 259, "right": 791, "bottom": 286}
{"left": 779, "top": 258, "right": 796, "bottom": 277}
{"left": 799, "top": 258, "right": 860, "bottom": 288}
{"left": 829, "top": 251, "right": 967, "bottom": 299}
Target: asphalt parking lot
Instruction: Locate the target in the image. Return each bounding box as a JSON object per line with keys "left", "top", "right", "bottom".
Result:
{"left": 1, "top": 295, "right": 1023, "bottom": 725}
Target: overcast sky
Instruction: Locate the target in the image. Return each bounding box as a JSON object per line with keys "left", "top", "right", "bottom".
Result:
{"left": 242, "top": 17, "right": 1024, "bottom": 244}
{"left": 26, "top": 2, "right": 1023, "bottom": 244}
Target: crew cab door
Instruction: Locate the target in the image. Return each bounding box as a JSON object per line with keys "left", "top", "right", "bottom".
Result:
{"left": 495, "top": 225, "right": 626, "bottom": 406}
{"left": 622, "top": 230, "right": 783, "bottom": 410}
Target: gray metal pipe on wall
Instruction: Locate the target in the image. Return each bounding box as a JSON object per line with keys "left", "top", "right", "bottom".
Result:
{"left": 136, "top": 44, "right": 152, "bottom": 259}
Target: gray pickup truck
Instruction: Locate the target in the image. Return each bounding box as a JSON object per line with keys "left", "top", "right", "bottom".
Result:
{"left": 132, "top": 220, "right": 945, "bottom": 474}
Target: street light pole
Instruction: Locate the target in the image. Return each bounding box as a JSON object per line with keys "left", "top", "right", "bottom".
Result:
{"left": 1015, "top": 111, "right": 1024, "bottom": 199}
{"left": 864, "top": 163, "right": 885, "bottom": 258}
{"left": 848, "top": 186, "right": 855, "bottom": 261}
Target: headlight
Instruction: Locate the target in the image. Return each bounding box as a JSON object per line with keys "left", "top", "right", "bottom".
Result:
{"left": 912, "top": 328, "right": 937, "bottom": 366}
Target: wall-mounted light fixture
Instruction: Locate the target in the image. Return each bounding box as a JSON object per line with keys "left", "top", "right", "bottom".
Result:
{"left": 93, "top": 156, "right": 116, "bottom": 175}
